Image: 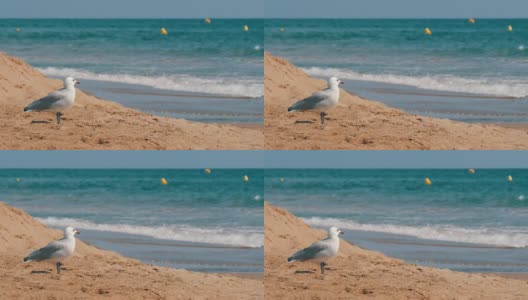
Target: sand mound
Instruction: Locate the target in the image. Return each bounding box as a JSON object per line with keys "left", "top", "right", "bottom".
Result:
{"left": 0, "top": 52, "right": 262, "bottom": 150}
{"left": 264, "top": 202, "right": 528, "bottom": 299}
{"left": 264, "top": 52, "right": 528, "bottom": 150}
{"left": 0, "top": 202, "right": 263, "bottom": 299}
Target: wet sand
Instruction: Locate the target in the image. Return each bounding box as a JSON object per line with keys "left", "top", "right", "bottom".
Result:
{"left": 79, "top": 79, "right": 263, "bottom": 124}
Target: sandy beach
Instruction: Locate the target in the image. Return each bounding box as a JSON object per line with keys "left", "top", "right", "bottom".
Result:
{"left": 0, "top": 202, "right": 263, "bottom": 299}
{"left": 0, "top": 52, "right": 263, "bottom": 150}
{"left": 264, "top": 202, "right": 528, "bottom": 299}
{"left": 264, "top": 52, "right": 528, "bottom": 150}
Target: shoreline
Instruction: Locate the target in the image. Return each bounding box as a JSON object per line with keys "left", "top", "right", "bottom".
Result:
{"left": 0, "top": 52, "right": 263, "bottom": 150}
{"left": 0, "top": 202, "right": 263, "bottom": 299}
{"left": 494, "top": 123, "right": 528, "bottom": 130}
{"left": 264, "top": 52, "right": 528, "bottom": 150}
{"left": 264, "top": 202, "right": 528, "bottom": 299}
{"left": 494, "top": 273, "right": 528, "bottom": 280}
{"left": 333, "top": 77, "right": 528, "bottom": 124}
{"left": 74, "top": 78, "right": 264, "bottom": 124}
{"left": 232, "top": 272, "right": 265, "bottom": 280}
{"left": 309, "top": 226, "right": 528, "bottom": 274}
{"left": 51, "top": 226, "right": 264, "bottom": 273}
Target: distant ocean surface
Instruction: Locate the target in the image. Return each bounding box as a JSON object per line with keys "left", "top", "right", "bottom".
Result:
{"left": 265, "top": 19, "right": 528, "bottom": 123}
{"left": 265, "top": 169, "right": 528, "bottom": 273}
{"left": 0, "top": 19, "right": 263, "bottom": 123}
{"left": 0, "top": 169, "right": 263, "bottom": 273}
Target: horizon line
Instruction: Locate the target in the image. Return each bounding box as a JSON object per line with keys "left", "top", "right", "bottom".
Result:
{"left": 1, "top": 151, "right": 528, "bottom": 169}
{"left": 1, "top": 17, "right": 527, "bottom": 20}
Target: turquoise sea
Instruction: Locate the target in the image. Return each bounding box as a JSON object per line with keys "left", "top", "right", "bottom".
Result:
{"left": 0, "top": 19, "right": 263, "bottom": 123}
{"left": 266, "top": 19, "right": 528, "bottom": 123}
{"left": 265, "top": 169, "right": 528, "bottom": 273}
{"left": 0, "top": 169, "right": 263, "bottom": 273}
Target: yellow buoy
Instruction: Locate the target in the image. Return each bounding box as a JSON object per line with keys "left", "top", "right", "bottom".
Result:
{"left": 424, "top": 178, "right": 432, "bottom": 185}
{"left": 16, "top": 28, "right": 21, "bottom": 32}
{"left": 160, "top": 27, "right": 168, "bottom": 35}
{"left": 468, "top": 18, "right": 475, "bottom": 24}
{"left": 15, "top": 178, "right": 21, "bottom": 182}
{"left": 279, "top": 178, "right": 285, "bottom": 182}
{"left": 507, "top": 175, "right": 513, "bottom": 182}
{"left": 204, "top": 18, "right": 212, "bottom": 24}
{"left": 204, "top": 168, "right": 212, "bottom": 174}
{"left": 243, "top": 25, "right": 249, "bottom": 32}
{"left": 508, "top": 25, "right": 513, "bottom": 32}
{"left": 279, "top": 28, "right": 285, "bottom": 32}
{"left": 468, "top": 168, "right": 475, "bottom": 174}
{"left": 243, "top": 175, "right": 249, "bottom": 182}
{"left": 160, "top": 178, "right": 168, "bottom": 185}
{"left": 424, "top": 28, "right": 432, "bottom": 35}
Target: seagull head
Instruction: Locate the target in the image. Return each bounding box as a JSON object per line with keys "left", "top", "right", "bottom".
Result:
{"left": 64, "top": 226, "right": 80, "bottom": 238}
{"left": 328, "top": 77, "right": 344, "bottom": 88}
{"left": 328, "top": 226, "right": 344, "bottom": 238}
{"left": 64, "top": 77, "right": 80, "bottom": 88}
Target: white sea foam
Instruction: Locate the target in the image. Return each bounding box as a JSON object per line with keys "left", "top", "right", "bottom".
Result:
{"left": 37, "top": 217, "right": 263, "bottom": 248}
{"left": 37, "top": 67, "right": 263, "bottom": 98}
{"left": 303, "top": 66, "right": 528, "bottom": 98}
{"left": 302, "top": 217, "right": 528, "bottom": 248}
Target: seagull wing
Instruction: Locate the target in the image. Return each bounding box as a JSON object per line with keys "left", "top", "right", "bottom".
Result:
{"left": 288, "top": 239, "right": 329, "bottom": 262}
{"left": 288, "top": 90, "right": 329, "bottom": 112}
{"left": 24, "top": 89, "right": 66, "bottom": 112}
{"left": 24, "top": 239, "right": 64, "bottom": 262}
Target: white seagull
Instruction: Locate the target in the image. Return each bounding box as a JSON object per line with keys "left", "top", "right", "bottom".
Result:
{"left": 288, "top": 226, "right": 344, "bottom": 274}
{"left": 287, "top": 77, "right": 343, "bottom": 126}
{"left": 23, "top": 226, "right": 80, "bottom": 274}
{"left": 24, "top": 76, "right": 80, "bottom": 124}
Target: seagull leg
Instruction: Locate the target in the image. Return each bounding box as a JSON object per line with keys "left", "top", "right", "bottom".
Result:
{"left": 320, "top": 261, "right": 326, "bottom": 274}
{"left": 320, "top": 112, "right": 326, "bottom": 126}
{"left": 56, "top": 261, "right": 62, "bottom": 274}
{"left": 56, "top": 112, "right": 62, "bottom": 124}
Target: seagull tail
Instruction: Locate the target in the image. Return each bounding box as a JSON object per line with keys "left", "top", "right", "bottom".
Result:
{"left": 287, "top": 106, "right": 296, "bottom": 113}
{"left": 23, "top": 106, "right": 31, "bottom": 112}
{"left": 23, "top": 256, "right": 31, "bottom": 262}
{"left": 287, "top": 256, "right": 296, "bottom": 263}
